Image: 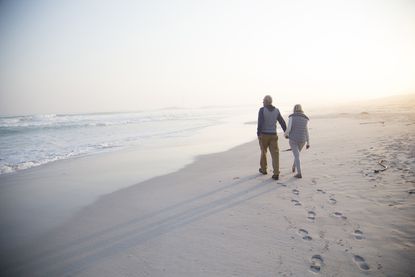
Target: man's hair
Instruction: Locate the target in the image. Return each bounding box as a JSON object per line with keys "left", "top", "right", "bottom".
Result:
{"left": 263, "top": 95, "right": 272, "bottom": 105}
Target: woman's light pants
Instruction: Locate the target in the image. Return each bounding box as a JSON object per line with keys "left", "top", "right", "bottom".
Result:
{"left": 289, "top": 140, "right": 305, "bottom": 175}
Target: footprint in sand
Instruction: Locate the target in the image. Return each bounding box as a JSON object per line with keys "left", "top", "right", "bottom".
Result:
{"left": 316, "top": 189, "right": 326, "bottom": 194}
{"left": 310, "top": 255, "right": 324, "bottom": 273}
{"left": 277, "top": 182, "right": 287, "bottom": 187}
{"left": 292, "top": 189, "right": 300, "bottom": 195}
{"left": 333, "top": 212, "right": 347, "bottom": 220}
{"left": 298, "top": 229, "right": 312, "bottom": 241}
{"left": 353, "top": 255, "right": 370, "bottom": 271}
{"left": 353, "top": 230, "right": 364, "bottom": 240}
{"left": 307, "top": 211, "right": 316, "bottom": 221}
{"left": 291, "top": 199, "right": 302, "bottom": 206}
{"left": 328, "top": 198, "right": 337, "bottom": 205}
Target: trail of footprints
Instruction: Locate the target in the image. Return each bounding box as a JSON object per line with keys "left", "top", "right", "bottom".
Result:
{"left": 287, "top": 184, "right": 370, "bottom": 273}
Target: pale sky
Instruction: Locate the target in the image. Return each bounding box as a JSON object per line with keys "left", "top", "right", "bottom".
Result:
{"left": 0, "top": 0, "right": 414, "bottom": 115}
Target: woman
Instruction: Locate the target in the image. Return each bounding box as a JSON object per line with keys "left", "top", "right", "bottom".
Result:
{"left": 284, "top": 104, "right": 310, "bottom": 178}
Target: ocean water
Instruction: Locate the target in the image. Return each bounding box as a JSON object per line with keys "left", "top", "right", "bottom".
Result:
{"left": 0, "top": 106, "right": 258, "bottom": 175}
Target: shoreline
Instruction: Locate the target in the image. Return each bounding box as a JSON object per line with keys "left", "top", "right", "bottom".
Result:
{"left": 0, "top": 113, "right": 257, "bottom": 249}
{"left": 0, "top": 106, "right": 259, "bottom": 176}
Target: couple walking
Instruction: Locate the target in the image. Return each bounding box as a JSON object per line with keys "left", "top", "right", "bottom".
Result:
{"left": 257, "top": 95, "right": 310, "bottom": 180}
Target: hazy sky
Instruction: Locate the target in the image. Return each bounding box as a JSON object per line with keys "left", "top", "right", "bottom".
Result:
{"left": 1, "top": 0, "right": 414, "bottom": 115}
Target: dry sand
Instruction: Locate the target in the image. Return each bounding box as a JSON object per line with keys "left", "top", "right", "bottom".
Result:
{"left": 1, "top": 96, "right": 414, "bottom": 276}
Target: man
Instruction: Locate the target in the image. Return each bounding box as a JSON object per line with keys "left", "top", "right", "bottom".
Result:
{"left": 257, "top": 95, "right": 287, "bottom": 180}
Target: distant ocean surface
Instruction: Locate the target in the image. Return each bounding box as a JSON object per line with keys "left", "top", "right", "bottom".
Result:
{"left": 0, "top": 106, "right": 258, "bottom": 175}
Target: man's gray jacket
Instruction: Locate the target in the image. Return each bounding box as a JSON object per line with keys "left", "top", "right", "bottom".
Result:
{"left": 257, "top": 105, "right": 287, "bottom": 136}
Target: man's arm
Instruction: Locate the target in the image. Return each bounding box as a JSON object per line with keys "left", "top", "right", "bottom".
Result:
{"left": 257, "top": 108, "right": 264, "bottom": 136}
{"left": 277, "top": 112, "right": 287, "bottom": 132}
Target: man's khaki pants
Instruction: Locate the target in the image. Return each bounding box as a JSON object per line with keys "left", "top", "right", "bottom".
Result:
{"left": 259, "top": 134, "right": 279, "bottom": 175}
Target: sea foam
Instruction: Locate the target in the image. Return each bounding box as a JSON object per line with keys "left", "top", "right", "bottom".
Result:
{"left": 0, "top": 107, "right": 255, "bottom": 175}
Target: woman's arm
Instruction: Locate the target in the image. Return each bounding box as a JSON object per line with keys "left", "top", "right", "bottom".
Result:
{"left": 284, "top": 117, "right": 292, "bottom": 138}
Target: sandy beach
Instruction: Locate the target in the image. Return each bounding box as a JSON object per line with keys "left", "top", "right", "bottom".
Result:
{"left": 1, "top": 96, "right": 414, "bottom": 276}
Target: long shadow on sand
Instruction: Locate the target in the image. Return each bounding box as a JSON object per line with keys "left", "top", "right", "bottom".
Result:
{"left": 3, "top": 174, "right": 283, "bottom": 276}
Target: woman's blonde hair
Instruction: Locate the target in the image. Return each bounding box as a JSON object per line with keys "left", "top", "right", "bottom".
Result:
{"left": 293, "top": 104, "right": 303, "bottom": 113}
